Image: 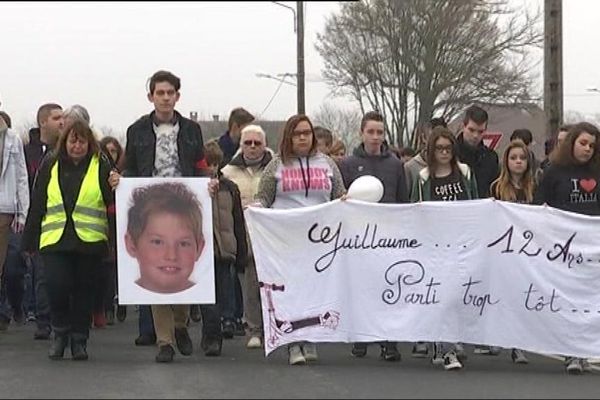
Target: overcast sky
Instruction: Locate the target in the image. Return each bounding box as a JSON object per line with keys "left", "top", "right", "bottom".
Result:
{"left": 1, "top": 1, "right": 599, "bottom": 135}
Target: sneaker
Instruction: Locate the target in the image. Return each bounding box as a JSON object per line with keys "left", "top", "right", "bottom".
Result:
{"left": 351, "top": 342, "right": 368, "bottom": 358}
{"left": 174, "top": 328, "right": 193, "bottom": 356}
{"left": 70, "top": 340, "right": 89, "bottom": 361}
{"left": 565, "top": 357, "right": 584, "bottom": 374}
{"left": 106, "top": 309, "right": 115, "bottom": 326}
{"left": 443, "top": 351, "right": 463, "bottom": 370}
{"left": 303, "top": 343, "right": 318, "bottom": 362}
{"left": 189, "top": 305, "right": 201, "bottom": 323}
{"left": 26, "top": 312, "right": 36, "bottom": 322}
{"left": 116, "top": 305, "right": 127, "bottom": 322}
{"left": 201, "top": 336, "right": 222, "bottom": 357}
{"left": 13, "top": 309, "right": 25, "bottom": 325}
{"left": 222, "top": 320, "right": 235, "bottom": 339}
{"left": 34, "top": 326, "right": 51, "bottom": 340}
{"left": 454, "top": 343, "right": 467, "bottom": 361}
{"left": 155, "top": 345, "right": 175, "bottom": 363}
{"left": 135, "top": 334, "right": 157, "bottom": 346}
{"left": 581, "top": 359, "right": 593, "bottom": 373}
{"left": 412, "top": 342, "right": 429, "bottom": 358}
{"left": 246, "top": 336, "right": 262, "bottom": 349}
{"left": 380, "top": 342, "right": 401, "bottom": 362}
{"left": 431, "top": 342, "right": 445, "bottom": 365}
{"left": 511, "top": 348, "right": 529, "bottom": 364}
{"left": 288, "top": 344, "right": 306, "bottom": 365}
{"left": 234, "top": 319, "right": 246, "bottom": 336}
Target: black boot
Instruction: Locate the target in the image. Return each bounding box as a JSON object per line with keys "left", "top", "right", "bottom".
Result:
{"left": 70, "top": 334, "right": 89, "bottom": 361}
{"left": 48, "top": 332, "right": 69, "bottom": 360}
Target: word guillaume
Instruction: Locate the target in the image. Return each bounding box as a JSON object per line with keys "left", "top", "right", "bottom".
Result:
{"left": 308, "top": 222, "right": 422, "bottom": 272}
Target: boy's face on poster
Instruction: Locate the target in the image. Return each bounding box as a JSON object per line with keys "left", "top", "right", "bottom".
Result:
{"left": 125, "top": 211, "right": 204, "bottom": 293}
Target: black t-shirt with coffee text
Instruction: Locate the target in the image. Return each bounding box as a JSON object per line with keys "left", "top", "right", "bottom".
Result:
{"left": 430, "top": 170, "right": 468, "bottom": 201}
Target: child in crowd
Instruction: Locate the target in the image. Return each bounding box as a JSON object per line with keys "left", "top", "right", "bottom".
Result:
{"left": 490, "top": 139, "right": 535, "bottom": 364}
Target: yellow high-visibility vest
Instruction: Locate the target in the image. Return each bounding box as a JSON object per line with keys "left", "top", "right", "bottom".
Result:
{"left": 40, "top": 155, "right": 108, "bottom": 249}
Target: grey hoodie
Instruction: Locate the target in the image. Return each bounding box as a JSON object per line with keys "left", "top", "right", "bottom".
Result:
{"left": 339, "top": 143, "right": 409, "bottom": 203}
{"left": 404, "top": 152, "right": 427, "bottom": 199}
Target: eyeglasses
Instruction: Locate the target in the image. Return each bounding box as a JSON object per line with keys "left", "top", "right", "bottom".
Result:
{"left": 435, "top": 145, "right": 453, "bottom": 153}
{"left": 292, "top": 129, "right": 313, "bottom": 138}
{"left": 243, "top": 140, "right": 263, "bottom": 147}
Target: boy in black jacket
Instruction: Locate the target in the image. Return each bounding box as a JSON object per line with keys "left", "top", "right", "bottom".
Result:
{"left": 203, "top": 140, "right": 248, "bottom": 355}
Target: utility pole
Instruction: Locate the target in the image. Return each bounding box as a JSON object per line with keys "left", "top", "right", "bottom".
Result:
{"left": 544, "top": 0, "right": 563, "bottom": 138}
{"left": 297, "top": 1, "right": 305, "bottom": 115}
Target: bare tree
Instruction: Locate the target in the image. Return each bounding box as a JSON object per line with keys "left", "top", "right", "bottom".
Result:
{"left": 97, "top": 125, "right": 125, "bottom": 145}
{"left": 316, "top": 0, "right": 542, "bottom": 147}
{"left": 16, "top": 118, "right": 37, "bottom": 144}
{"left": 564, "top": 110, "right": 600, "bottom": 127}
{"left": 563, "top": 110, "right": 586, "bottom": 125}
{"left": 312, "top": 103, "right": 362, "bottom": 150}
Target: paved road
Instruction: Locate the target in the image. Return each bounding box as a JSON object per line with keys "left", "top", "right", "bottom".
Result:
{"left": 0, "top": 310, "right": 598, "bottom": 399}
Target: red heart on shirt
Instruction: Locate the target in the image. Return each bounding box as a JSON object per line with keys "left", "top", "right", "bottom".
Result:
{"left": 580, "top": 179, "right": 597, "bottom": 193}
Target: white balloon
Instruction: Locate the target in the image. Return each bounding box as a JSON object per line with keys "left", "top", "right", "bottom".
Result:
{"left": 347, "top": 175, "right": 384, "bottom": 203}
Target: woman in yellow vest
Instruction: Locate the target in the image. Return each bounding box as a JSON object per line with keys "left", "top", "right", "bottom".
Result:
{"left": 22, "top": 119, "right": 114, "bottom": 361}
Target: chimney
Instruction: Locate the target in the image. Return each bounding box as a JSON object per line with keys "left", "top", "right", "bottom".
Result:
{"left": 212, "top": 115, "right": 219, "bottom": 122}
{"left": 189, "top": 111, "right": 198, "bottom": 122}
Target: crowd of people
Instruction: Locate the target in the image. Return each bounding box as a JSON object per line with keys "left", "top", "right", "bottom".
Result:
{"left": 0, "top": 69, "right": 598, "bottom": 375}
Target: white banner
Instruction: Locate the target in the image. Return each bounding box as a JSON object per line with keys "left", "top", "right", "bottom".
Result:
{"left": 116, "top": 177, "right": 215, "bottom": 304}
{"left": 245, "top": 199, "right": 600, "bottom": 357}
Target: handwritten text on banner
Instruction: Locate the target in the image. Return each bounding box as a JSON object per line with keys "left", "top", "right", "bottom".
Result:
{"left": 245, "top": 199, "right": 600, "bottom": 357}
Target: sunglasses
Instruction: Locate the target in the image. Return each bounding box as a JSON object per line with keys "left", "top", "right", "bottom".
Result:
{"left": 243, "top": 140, "right": 263, "bottom": 146}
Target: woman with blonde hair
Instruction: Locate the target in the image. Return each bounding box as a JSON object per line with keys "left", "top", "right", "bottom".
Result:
{"left": 490, "top": 139, "right": 535, "bottom": 364}
{"left": 491, "top": 139, "right": 535, "bottom": 204}
{"left": 329, "top": 138, "right": 346, "bottom": 165}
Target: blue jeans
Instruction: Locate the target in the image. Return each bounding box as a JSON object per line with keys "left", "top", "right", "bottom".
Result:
{"left": 0, "top": 232, "right": 26, "bottom": 321}
{"left": 234, "top": 269, "right": 243, "bottom": 321}
{"left": 138, "top": 305, "right": 155, "bottom": 336}
{"left": 200, "top": 303, "right": 222, "bottom": 338}
{"left": 22, "top": 255, "right": 35, "bottom": 316}
{"left": 216, "top": 261, "right": 236, "bottom": 322}
{"left": 32, "top": 253, "right": 51, "bottom": 330}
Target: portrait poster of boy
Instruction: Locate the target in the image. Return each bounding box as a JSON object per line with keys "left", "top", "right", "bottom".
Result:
{"left": 116, "top": 178, "right": 215, "bottom": 304}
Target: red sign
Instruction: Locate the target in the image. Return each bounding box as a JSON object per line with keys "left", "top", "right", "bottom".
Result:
{"left": 482, "top": 132, "right": 503, "bottom": 150}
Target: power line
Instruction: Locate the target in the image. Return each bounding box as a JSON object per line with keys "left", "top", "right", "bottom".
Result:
{"left": 258, "top": 77, "right": 287, "bottom": 119}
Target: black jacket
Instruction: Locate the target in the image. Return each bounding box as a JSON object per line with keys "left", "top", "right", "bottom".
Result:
{"left": 456, "top": 133, "right": 500, "bottom": 198}
{"left": 22, "top": 152, "right": 115, "bottom": 255}
{"left": 339, "top": 143, "right": 409, "bottom": 203}
{"left": 23, "top": 128, "right": 50, "bottom": 192}
{"left": 123, "top": 111, "right": 207, "bottom": 177}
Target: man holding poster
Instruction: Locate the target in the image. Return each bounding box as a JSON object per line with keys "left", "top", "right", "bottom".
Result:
{"left": 111, "top": 70, "right": 220, "bottom": 363}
